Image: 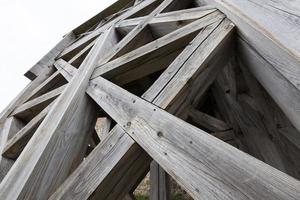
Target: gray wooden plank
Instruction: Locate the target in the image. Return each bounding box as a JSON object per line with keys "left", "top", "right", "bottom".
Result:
{"left": 11, "top": 85, "right": 66, "bottom": 122}
{"left": 188, "top": 108, "right": 231, "bottom": 132}
{"left": 87, "top": 75, "right": 300, "bottom": 200}
{"left": 150, "top": 19, "right": 234, "bottom": 108}
{"left": 92, "top": 11, "right": 225, "bottom": 79}
{"left": 2, "top": 102, "right": 55, "bottom": 159}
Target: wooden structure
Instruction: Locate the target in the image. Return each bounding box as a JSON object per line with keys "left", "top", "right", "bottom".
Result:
{"left": 0, "top": 0, "right": 300, "bottom": 199}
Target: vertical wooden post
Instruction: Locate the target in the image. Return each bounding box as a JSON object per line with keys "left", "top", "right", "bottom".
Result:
{"left": 150, "top": 162, "right": 170, "bottom": 200}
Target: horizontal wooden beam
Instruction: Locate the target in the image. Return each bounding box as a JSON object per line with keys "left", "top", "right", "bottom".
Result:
{"left": 116, "top": 6, "right": 216, "bottom": 36}
{"left": 2, "top": 102, "right": 55, "bottom": 159}
{"left": 92, "top": 11, "right": 224, "bottom": 79}
{"left": 0, "top": 117, "right": 24, "bottom": 181}
{"left": 11, "top": 85, "right": 65, "bottom": 122}
{"left": 189, "top": 108, "right": 231, "bottom": 132}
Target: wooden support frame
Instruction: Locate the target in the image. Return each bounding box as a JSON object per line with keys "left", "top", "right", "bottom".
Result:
{"left": 1, "top": 0, "right": 299, "bottom": 199}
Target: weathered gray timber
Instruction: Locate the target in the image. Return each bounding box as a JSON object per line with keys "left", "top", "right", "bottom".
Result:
{"left": 1, "top": 0, "right": 300, "bottom": 199}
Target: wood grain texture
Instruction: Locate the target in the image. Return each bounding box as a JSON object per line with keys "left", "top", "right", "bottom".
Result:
{"left": 2, "top": 102, "right": 55, "bottom": 159}
{"left": 188, "top": 108, "right": 230, "bottom": 132}
{"left": 0, "top": 117, "right": 24, "bottom": 182}
{"left": 88, "top": 75, "right": 300, "bottom": 200}
{"left": 91, "top": 11, "right": 225, "bottom": 79}
{"left": 117, "top": 7, "right": 216, "bottom": 36}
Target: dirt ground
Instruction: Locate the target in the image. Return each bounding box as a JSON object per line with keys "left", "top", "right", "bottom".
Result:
{"left": 134, "top": 173, "right": 193, "bottom": 200}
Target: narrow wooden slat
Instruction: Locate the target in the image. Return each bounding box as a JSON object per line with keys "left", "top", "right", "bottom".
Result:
{"left": 50, "top": 19, "right": 234, "bottom": 199}
{"left": 91, "top": 11, "right": 225, "bottom": 79}
{"left": 189, "top": 108, "right": 231, "bottom": 132}
{"left": 59, "top": 35, "right": 98, "bottom": 60}
{"left": 117, "top": 7, "right": 216, "bottom": 36}
{"left": 59, "top": 0, "right": 158, "bottom": 61}
{"left": 11, "top": 85, "right": 66, "bottom": 122}
{"left": 150, "top": 19, "right": 234, "bottom": 108}
{"left": 150, "top": 161, "right": 170, "bottom": 200}
{"left": 2, "top": 102, "right": 55, "bottom": 159}
{"left": 25, "top": 70, "right": 67, "bottom": 102}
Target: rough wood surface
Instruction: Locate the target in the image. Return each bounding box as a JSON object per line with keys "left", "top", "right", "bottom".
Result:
{"left": 0, "top": 117, "right": 24, "bottom": 181}
{"left": 88, "top": 75, "right": 300, "bottom": 200}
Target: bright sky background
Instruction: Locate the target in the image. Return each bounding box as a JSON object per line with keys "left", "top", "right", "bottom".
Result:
{"left": 0, "top": 0, "right": 117, "bottom": 111}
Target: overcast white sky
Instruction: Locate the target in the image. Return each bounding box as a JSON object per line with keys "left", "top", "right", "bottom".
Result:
{"left": 0, "top": 0, "right": 117, "bottom": 111}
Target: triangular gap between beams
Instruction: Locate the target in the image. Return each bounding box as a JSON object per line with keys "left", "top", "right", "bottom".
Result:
{"left": 106, "top": 30, "right": 203, "bottom": 95}
{"left": 127, "top": 0, "right": 164, "bottom": 19}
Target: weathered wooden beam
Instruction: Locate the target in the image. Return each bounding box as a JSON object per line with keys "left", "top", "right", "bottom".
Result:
{"left": 237, "top": 58, "right": 300, "bottom": 178}
{"left": 107, "top": 0, "right": 175, "bottom": 61}
{"left": 116, "top": 7, "right": 216, "bottom": 36}
{"left": 148, "top": 18, "right": 233, "bottom": 108}
{"left": 111, "top": 49, "right": 181, "bottom": 86}
{"left": 11, "top": 85, "right": 65, "bottom": 122}
{"left": 92, "top": 11, "right": 224, "bottom": 79}
{"left": 87, "top": 74, "right": 300, "bottom": 200}
{"left": 188, "top": 108, "right": 230, "bottom": 132}
{"left": 25, "top": 70, "right": 67, "bottom": 102}
{"left": 2, "top": 102, "right": 55, "bottom": 159}
{"left": 50, "top": 18, "right": 234, "bottom": 199}
{"left": 59, "top": 0, "right": 158, "bottom": 62}
{"left": 0, "top": 117, "right": 24, "bottom": 182}
{"left": 0, "top": 27, "right": 116, "bottom": 199}
{"left": 60, "top": 36, "right": 98, "bottom": 62}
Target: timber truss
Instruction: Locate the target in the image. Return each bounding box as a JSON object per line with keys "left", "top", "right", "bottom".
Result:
{"left": 0, "top": 0, "right": 300, "bottom": 199}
